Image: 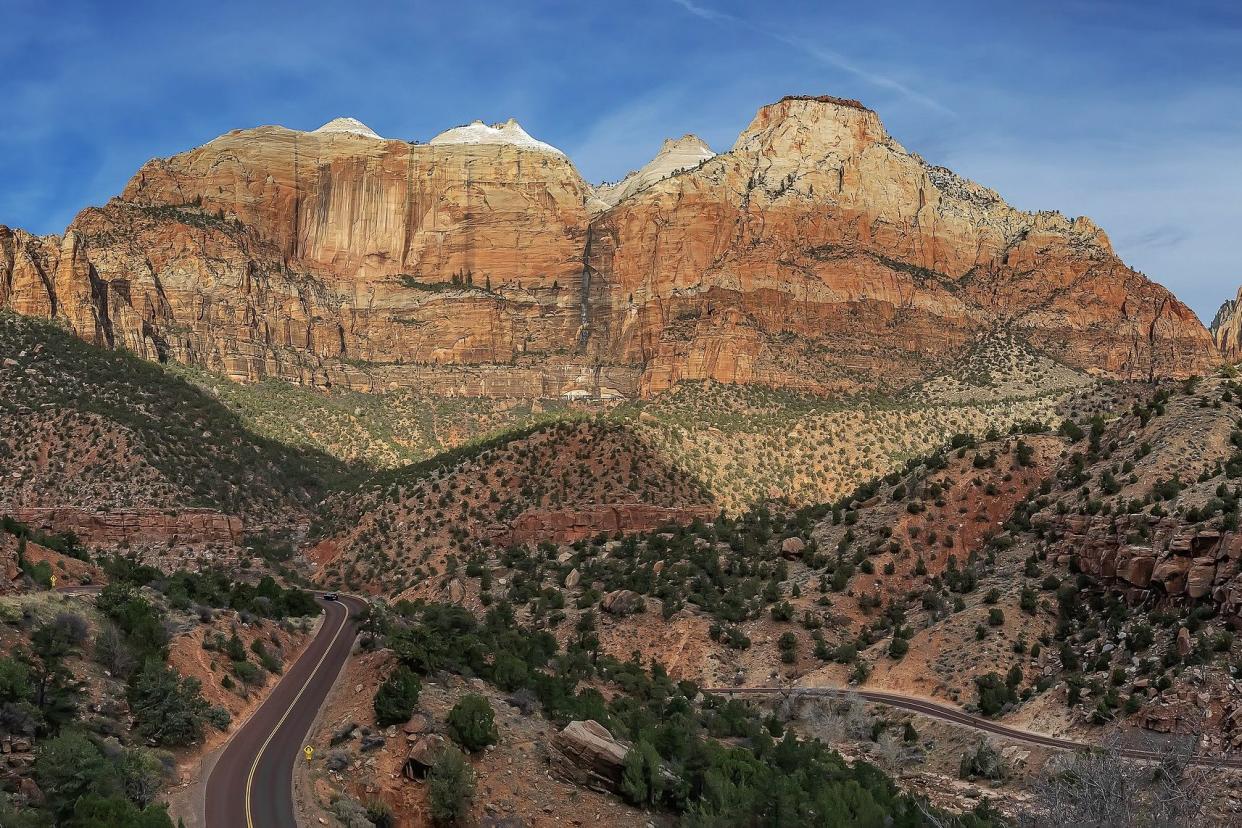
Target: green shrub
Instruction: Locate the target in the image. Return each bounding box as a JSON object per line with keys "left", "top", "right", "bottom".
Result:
{"left": 126, "top": 660, "right": 210, "bottom": 747}
{"left": 621, "top": 739, "right": 663, "bottom": 806}
{"left": 447, "top": 694, "right": 497, "bottom": 752}
{"left": 428, "top": 747, "right": 475, "bottom": 824}
{"left": 374, "top": 666, "right": 421, "bottom": 726}
{"left": 974, "top": 672, "right": 1017, "bottom": 717}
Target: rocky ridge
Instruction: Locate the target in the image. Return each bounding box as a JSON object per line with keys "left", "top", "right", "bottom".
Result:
{"left": 0, "top": 96, "right": 1217, "bottom": 399}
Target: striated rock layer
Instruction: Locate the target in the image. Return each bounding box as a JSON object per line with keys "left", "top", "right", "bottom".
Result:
{"left": 1, "top": 99, "right": 1218, "bottom": 397}
{"left": 9, "top": 507, "right": 242, "bottom": 548}
{"left": 586, "top": 96, "right": 1216, "bottom": 394}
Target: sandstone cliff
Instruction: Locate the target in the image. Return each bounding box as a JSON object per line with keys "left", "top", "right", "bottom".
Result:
{"left": 1211, "top": 285, "right": 1242, "bottom": 362}
{"left": 1, "top": 100, "right": 1218, "bottom": 397}
{"left": 586, "top": 96, "right": 1217, "bottom": 394}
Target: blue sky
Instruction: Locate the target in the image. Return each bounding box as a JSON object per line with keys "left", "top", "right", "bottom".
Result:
{"left": 3, "top": 0, "right": 1239, "bottom": 320}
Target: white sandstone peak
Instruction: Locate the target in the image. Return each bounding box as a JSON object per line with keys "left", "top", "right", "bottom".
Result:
{"left": 429, "top": 118, "right": 565, "bottom": 155}
{"left": 658, "top": 134, "right": 715, "bottom": 160}
{"left": 592, "top": 134, "right": 716, "bottom": 210}
{"left": 313, "top": 117, "right": 384, "bottom": 140}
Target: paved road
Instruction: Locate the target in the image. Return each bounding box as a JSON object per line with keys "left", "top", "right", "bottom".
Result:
{"left": 54, "top": 584, "right": 102, "bottom": 596}
{"left": 707, "top": 685, "right": 1242, "bottom": 769}
{"left": 205, "top": 594, "right": 366, "bottom": 828}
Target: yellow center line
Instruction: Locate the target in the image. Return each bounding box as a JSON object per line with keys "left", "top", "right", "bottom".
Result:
{"left": 243, "top": 600, "right": 352, "bottom": 828}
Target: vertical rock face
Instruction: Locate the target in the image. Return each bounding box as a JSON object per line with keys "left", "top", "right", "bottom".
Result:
{"left": 0, "top": 226, "right": 61, "bottom": 319}
{"left": 122, "top": 122, "right": 589, "bottom": 283}
{"left": 1, "top": 98, "right": 1218, "bottom": 397}
{"left": 1211, "top": 285, "right": 1242, "bottom": 361}
{"left": 5, "top": 120, "right": 603, "bottom": 390}
{"left": 585, "top": 95, "right": 1217, "bottom": 395}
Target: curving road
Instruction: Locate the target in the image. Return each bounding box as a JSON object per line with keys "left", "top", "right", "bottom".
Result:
{"left": 205, "top": 594, "right": 366, "bottom": 828}
{"left": 707, "top": 685, "right": 1242, "bottom": 769}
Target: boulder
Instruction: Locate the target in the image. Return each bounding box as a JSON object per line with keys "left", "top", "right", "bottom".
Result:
{"left": 1227, "top": 533, "right": 1242, "bottom": 562}
{"left": 402, "top": 713, "right": 432, "bottom": 736}
{"left": 446, "top": 578, "right": 466, "bottom": 604}
{"left": 1117, "top": 552, "right": 1155, "bottom": 588}
{"left": 564, "top": 567, "right": 581, "bottom": 589}
{"left": 780, "top": 537, "right": 806, "bottom": 559}
{"left": 601, "top": 589, "right": 642, "bottom": 616}
{"left": 403, "top": 734, "right": 447, "bottom": 779}
{"left": 1176, "top": 627, "right": 1193, "bottom": 658}
{"left": 1143, "top": 707, "right": 1181, "bottom": 733}
{"left": 549, "top": 720, "right": 630, "bottom": 793}
{"left": 1153, "top": 557, "right": 1191, "bottom": 595}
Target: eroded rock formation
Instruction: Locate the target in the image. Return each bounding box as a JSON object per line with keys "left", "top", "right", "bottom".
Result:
{"left": 592, "top": 134, "right": 716, "bottom": 210}
{"left": 9, "top": 507, "right": 242, "bottom": 548}
{"left": 1045, "top": 512, "right": 1242, "bottom": 627}
{"left": 2, "top": 99, "right": 1218, "bottom": 397}
{"left": 586, "top": 96, "right": 1216, "bottom": 394}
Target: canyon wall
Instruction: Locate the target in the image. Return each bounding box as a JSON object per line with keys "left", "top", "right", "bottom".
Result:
{"left": 587, "top": 96, "right": 1216, "bottom": 394}
{"left": 1212, "top": 285, "right": 1242, "bottom": 362}
{"left": 2, "top": 97, "right": 1219, "bottom": 397}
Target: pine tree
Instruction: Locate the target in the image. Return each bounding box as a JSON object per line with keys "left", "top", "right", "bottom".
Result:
{"left": 126, "top": 660, "right": 209, "bottom": 746}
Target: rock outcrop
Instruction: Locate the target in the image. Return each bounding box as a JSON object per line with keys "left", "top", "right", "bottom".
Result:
{"left": 600, "top": 589, "right": 643, "bottom": 616}
{"left": 1046, "top": 512, "right": 1242, "bottom": 627}
{"left": 9, "top": 507, "right": 241, "bottom": 546}
{"left": 1211, "top": 285, "right": 1242, "bottom": 362}
{"left": 2, "top": 96, "right": 1217, "bottom": 397}
{"left": 586, "top": 95, "right": 1217, "bottom": 394}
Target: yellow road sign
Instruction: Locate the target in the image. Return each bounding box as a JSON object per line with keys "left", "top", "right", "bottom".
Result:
{"left": 303, "top": 745, "right": 314, "bottom": 762}
{"left": 49, "top": 574, "right": 57, "bottom": 588}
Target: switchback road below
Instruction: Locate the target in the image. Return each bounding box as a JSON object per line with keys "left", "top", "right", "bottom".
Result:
{"left": 707, "top": 685, "right": 1242, "bottom": 769}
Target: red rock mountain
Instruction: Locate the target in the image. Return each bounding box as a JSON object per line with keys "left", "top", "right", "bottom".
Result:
{"left": 0, "top": 96, "right": 1217, "bottom": 397}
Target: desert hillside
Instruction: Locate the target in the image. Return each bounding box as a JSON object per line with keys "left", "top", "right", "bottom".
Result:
{"left": 1, "top": 85, "right": 1237, "bottom": 828}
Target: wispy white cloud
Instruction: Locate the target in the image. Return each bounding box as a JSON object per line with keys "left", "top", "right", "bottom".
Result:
{"left": 772, "top": 35, "right": 952, "bottom": 115}
{"left": 667, "top": 0, "right": 950, "bottom": 113}
{"left": 669, "top": 0, "right": 730, "bottom": 22}
{"left": 1120, "top": 224, "right": 1191, "bottom": 252}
